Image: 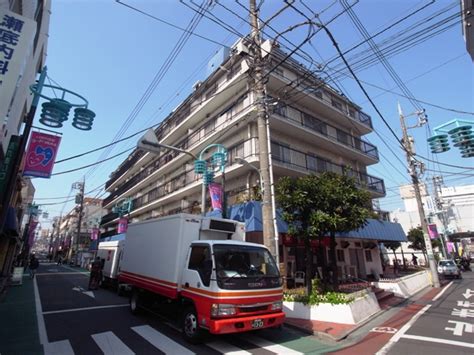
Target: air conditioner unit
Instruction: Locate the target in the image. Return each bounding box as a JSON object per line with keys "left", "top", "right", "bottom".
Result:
{"left": 234, "top": 41, "right": 249, "bottom": 55}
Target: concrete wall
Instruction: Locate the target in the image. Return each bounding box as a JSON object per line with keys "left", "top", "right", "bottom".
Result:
{"left": 283, "top": 291, "right": 380, "bottom": 325}
{"left": 372, "top": 270, "right": 431, "bottom": 298}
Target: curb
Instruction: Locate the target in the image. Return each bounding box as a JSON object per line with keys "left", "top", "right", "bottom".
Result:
{"left": 284, "top": 286, "right": 432, "bottom": 343}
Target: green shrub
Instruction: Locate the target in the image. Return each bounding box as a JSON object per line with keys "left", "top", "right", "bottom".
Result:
{"left": 283, "top": 280, "right": 353, "bottom": 306}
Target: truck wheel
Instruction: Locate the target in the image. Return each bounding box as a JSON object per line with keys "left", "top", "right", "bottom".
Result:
{"left": 130, "top": 289, "right": 141, "bottom": 315}
{"left": 182, "top": 306, "right": 203, "bottom": 344}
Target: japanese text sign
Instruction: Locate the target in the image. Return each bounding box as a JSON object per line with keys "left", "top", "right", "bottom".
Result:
{"left": 117, "top": 218, "right": 128, "bottom": 234}
{"left": 23, "top": 131, "right": 61, "bottom": 178}
{"left": 0, "top": 9, "right": 36, "bottom": 124}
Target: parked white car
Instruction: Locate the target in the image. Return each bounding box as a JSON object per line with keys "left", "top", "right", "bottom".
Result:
{"left": 437, "top": 260, "right": 462, "bottom": 279}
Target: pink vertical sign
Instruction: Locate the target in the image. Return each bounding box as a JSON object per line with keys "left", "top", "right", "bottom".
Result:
{"left": 117, "top": 218, "right": 128, "bottom": 233}
{"left": 23, "top": 131, "right": 61, "bottom": 178}
{"left": 427, "top": 224, "right": 439, "bottom": 239}
{"left": 208, "top": 183, "right": 223, "bottom": 211}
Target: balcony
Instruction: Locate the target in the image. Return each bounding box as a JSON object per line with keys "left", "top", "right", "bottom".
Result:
{"left": 266, "top": 62, "right": 373, "bottom": 133}
{"left": 271, "top": 142, "right": 385, "bottom": 196}
{"left": 103, "top": 95, "right": 252, "bottom": 208}
{"left": 272, "top": 102, "right": 379, "bottom": 163}
{"left": 105, "top": 150, "right": 145, "bottom": 190}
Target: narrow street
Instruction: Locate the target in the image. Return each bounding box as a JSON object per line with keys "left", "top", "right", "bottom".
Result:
{"left": 35, "top": 262, "right": 342, "bottom": 355}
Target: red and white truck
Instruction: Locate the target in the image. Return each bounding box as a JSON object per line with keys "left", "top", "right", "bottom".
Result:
{"left": 118, "top": 213, "right": 284, "bottom": 342}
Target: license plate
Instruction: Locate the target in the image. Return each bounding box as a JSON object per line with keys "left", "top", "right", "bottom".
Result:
{"left": 251, "top": 319, "right": 264, "bottom": 329}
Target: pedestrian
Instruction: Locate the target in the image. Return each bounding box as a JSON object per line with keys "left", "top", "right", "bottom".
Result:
{"left": 28, "top": 254, "right": 39, "bottom": 279}
{"left": 88, "top": 257, "right": 102, "bottom": 290}
{"left": 57, "top": 255, "right": 62, "bottom": 265}
{"left": 412, "top": 253, "right": 418, "bottom": 266}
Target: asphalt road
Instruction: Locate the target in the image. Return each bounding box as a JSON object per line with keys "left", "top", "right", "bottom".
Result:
{"left": 383, "top": 270, "right": 474, "bottom": 355}
{"left": 34, "top": 262, "right": 341, "bottom": 355}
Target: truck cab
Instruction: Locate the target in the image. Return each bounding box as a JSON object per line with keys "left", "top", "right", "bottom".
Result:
{"left": 181, "top": 240, "right": 285, "bottom": 340}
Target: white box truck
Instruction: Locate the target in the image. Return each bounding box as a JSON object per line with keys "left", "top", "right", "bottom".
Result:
{"left": 119, "top": 213, "right": 284, "bottom": 343}
{"left": 97, "top": 236, "right": 128, "bottom": 293}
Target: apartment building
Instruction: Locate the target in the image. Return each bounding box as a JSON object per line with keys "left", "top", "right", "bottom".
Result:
{"left": 101, "top": 38, "right": 403, "bottom": 281}
{"left": 0, "top": 0, "right": 50, "bottom": 285}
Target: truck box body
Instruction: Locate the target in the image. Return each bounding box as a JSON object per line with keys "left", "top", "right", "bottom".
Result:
{"left": 97, "top": 239, "right": 124, "bottom": 281}
{"left": 119, "top": 214, "right": 284, "bottom": 337}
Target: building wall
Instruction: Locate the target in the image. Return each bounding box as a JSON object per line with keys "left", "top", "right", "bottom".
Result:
{"left": 1, "top": 0, "right": 50, "bottom": 155}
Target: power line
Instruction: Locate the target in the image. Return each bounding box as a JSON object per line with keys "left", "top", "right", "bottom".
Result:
{"left": 114, "top": 0, "right": 225, "bottom": 46}
{"left": 52, "top": 148, "right": 134, "bottom": 176}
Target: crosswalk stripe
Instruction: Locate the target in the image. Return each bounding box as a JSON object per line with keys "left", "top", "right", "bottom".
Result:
{"left": 92, "top": 331, "right": 135, "bottom": 355}
{"left": 132, "top": 325, "right": 195, "bottom": 355}
{"left": 43, "top": 340, "right": 74, "bottom": 355}
{"left": 206, "top": 340, "right": 252, "bottom": 355}
{"left": 244, "top": 335, "right": 304, "bottom": 355}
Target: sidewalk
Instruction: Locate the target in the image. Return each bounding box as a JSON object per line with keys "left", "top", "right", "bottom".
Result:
{"left": 0, "top": 274, "right": 43, "bottom": 355}
{"left": 283, "top": 274, "right": 450, "bottom": 342}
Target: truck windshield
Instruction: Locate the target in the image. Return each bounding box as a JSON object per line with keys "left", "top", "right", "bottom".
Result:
{"left": 213, "top": 244, "right": 281, "bottom": 290}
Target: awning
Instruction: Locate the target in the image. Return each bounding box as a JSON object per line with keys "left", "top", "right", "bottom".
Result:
{"left": 227, "top": 201, "right": 407, "bottom": 242}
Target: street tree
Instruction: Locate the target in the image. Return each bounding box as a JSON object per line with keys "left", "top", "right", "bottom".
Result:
{"left": 407, "top": 226, "right": 441, "bottom": 264}
{"left": 276, "top": 172, "right": 372, "bottom": 293}
{"left": 384, "top": 241, "right": 401, "bottom": 268}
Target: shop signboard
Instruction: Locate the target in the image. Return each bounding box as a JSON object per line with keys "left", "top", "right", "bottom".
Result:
{"left": 0, "top": 10, "right": 36, "bottom": 128}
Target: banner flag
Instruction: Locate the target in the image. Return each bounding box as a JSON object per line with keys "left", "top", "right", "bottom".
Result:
{"left": 90, "top": 228, "right": 99, "bottom": 240}
{"left": 117, "top": 218, "right": 128, "bottom": 233}
{"left": 23, "top": 132, "right": 61, "bottom": 178}
{"left": 208, "top": 183, "right": 223, "bottom": 211}
{"left": 427, "top": 224, "right": 439, "bottom": 239}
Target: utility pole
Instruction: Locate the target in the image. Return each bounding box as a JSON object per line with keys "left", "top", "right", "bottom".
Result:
{"left": 398, "top": 104, "right": 440, "bottom": 287}
{"left": 432, "top": 176, "right": 448, "bottom": 258}
{"left": 74, "top": 181, "right": 85, "bottom": 266}
{"left": 249, "top": 0, "right": 277, "bottom": 259}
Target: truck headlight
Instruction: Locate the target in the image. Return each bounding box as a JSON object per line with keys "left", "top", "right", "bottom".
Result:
{"left": 211, "top": 303, "right": 236, "bottom": 317}
{"left": 271, "top": 301, "right": 282, "bottom": 311}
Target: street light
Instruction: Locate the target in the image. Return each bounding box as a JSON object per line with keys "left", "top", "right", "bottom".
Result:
{"left": 234, "top": 157, "right": 263, "bottom": 193}
{"left": 138, "top": 129, "right": 228, "bottom": 217}
{"left": 234, "top": 156, "right": 279, "bottom": 267}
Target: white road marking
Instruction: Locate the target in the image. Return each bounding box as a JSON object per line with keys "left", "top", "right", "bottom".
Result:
{"left": 375, "top": 304, "right": 431, "bottom": 355}
{"left": 132, "top": 325, "right": 195, "bottom": 355}
{"left": 33, "top": 277, "right": 48, "bottom": 344}
{"left": 92, "top": 331, "right": 135, "bottom": 355}
{"left": 244, "top": 334, "right": 304, "bottom": 355}
{"left": 206, "top": 340, "right": 252, "bottom": 354}
{"left": 432, "top": 281, "right": 453, "bottom": 301}
{"left": 43, "top": 304, "right": 128, "bottom": 315}
{"left": 43, "top": 339, "right": 74, "bottom": 355}
{"left": 370, "top": 327, "right": 398, "bottom": 334}
{"left": 401, "top": 334, "right": 474, "bottom": 349}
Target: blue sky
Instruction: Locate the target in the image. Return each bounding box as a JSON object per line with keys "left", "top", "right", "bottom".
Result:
{"left": 32, "top": 0, "right": 473, "bottom": 227}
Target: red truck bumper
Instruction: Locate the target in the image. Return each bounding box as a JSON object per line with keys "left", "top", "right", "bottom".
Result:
{"left": 208, "top": 311, "right": 285, "bottom": 334}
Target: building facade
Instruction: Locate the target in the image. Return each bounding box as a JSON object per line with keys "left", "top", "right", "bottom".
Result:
{"left": 101, "top": 38, "right": 396, "bottom": 282}
{"left": 0, "top": 0, "right": 50, "bottom": 287}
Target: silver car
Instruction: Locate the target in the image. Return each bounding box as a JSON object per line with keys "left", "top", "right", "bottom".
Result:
{"left": 437, "top": 260, "right": 462, "bottom": 279}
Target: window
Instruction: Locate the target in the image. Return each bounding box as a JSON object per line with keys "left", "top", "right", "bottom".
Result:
{"left": 271, "top": 142, "right": 291, "bottom": 163}
{"left": 365, "top": 250, "right": 373, "bottom": 262}
{"left": 307, "top": 155, "right": 317, "bottom": 172}
{"left": 188, "top": 245, "right": 212, "bottom": 286}
{"left": 203, "top": 118, "right": 216, "bottom": 135}
{"left": 337, "top": 250, "right": 345, "bottom": 263}
{"left": 274, "top": 102, "right": 287, "bottom": 116}
{"left": 331, "top": 98, "right": 343, "bottom": 111}
{"left": 337, "top": 129, "right": 350, "bottom": 145}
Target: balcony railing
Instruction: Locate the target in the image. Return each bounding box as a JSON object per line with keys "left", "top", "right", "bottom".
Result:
{"left": 103, "top": 95, "right": 252, "bottom": 207}
{"left": 269, "top": 68, "right": 373, "bottom": 128}
{"left": 271, "top": 142, "right": 385, "bottom": 195}
{"left": 273, "top": 103, "right": 378, "bottom": 160}
{"left": 105, "top": 150, "right": 145, "bottom": 190}
{"left": 107, "top": 138, "right": 383, "bottom": 219}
